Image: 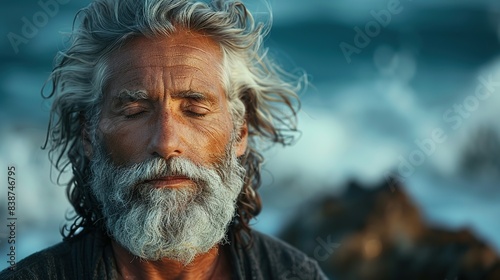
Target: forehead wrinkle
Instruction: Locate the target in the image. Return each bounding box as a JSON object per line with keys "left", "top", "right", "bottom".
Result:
{"left": 105, "top": 33, "right": 225, "bottom": 104}
{"left": 169, "top": 43, "right": 222, "bottom": 61}
{"left": 107, "top": 65, "right": 156, "bottom": 88}
{"left": 108, "top": 58, "right": 217, "bottom": 81}
{"left": 106, "top": 37, "right": 223, "bottom": 83}
{"left": 110, "top": 42, "right": 221, "bottom": 66}
{"left": 140, "top": 53, "right": 213, "bottom": 64}
{"left": 190, "top": 76, "right": 221, "bottom": 97}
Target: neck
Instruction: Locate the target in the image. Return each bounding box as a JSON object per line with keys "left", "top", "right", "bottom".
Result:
{"left": 111, "top": 240, "right": 230, "bottom": 280}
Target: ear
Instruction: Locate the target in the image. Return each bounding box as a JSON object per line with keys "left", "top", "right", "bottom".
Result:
{"left": 80, "top": 113, "right": 93, "bottom": 159}
{"left": 235, "top": 120, "right": 248, "bottom": 157}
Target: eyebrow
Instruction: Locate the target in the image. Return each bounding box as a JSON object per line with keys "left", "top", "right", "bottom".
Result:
{"left": 112, "top": 89, "right": 216, "bottom": 105}
{"left": 114, "top": 89, "right": 149, "bottom": 102}
{"left": 170, "top": 90, "right": 214, "bottom": 104}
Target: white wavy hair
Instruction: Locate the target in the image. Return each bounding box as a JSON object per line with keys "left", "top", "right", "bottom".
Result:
{"left": 43, "top": 0, "right": 306, "bottom": 241}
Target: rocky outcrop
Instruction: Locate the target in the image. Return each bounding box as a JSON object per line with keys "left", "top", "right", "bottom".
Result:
{"left": 279, "top": 180, "right": 500, "bottom": 279}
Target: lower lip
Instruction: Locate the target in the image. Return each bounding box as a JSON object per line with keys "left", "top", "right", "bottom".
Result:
{"left": 145, "top": 178, "right": 192, "bottom": 189}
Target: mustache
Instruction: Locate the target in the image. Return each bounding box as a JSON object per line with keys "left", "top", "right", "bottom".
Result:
{"left": 98, "top": 156, "right": 209, "bottom": 206}
{"left": 110, "top": 156, "right": 211, "bottom": 190}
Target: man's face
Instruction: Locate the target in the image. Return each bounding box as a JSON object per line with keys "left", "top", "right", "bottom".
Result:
{"left": 93, "top": 29, "right": 246, "bottom": 170}
{"left": 83, "top": 30, "right": 248, "bottom": 264}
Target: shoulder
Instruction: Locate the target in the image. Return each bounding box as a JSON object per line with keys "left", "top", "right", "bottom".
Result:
{"left": 243, "top": 230, "right": 328, "bottom": 279}
{"left": 0, "top": 241, "right": 73, "bottom": 280}
{"left": 0, "top": 229, "right": 111, "bottom": 280}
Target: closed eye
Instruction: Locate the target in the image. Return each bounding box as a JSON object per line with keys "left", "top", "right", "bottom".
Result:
{"left": 184, "top": 105, "right": 209, "bottom": 118}
{"left": 122, "top": 106, "right": 148, "bottom": 119}
{"left": 124, "top": 111, "right": 146, "bottom": 119}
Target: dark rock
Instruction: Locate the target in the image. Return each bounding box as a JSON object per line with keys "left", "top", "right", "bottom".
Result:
{"left": 279, "top": 180, "right": 500, "bottom": 279}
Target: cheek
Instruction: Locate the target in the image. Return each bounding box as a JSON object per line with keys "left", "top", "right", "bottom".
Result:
{"left": 98, "top": 118, "right": 148, "bottom": 165}
{"left": 187, "top": 115, "right": 234, "bottom": 161}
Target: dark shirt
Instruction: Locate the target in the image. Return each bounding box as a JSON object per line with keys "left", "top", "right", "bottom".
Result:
{"left": 0, "top": 228, "right": 328, "bottom": 279}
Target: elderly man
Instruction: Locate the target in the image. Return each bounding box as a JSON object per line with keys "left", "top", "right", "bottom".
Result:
{"left": 0, "top": 0, "right": 326, "bottom": 279}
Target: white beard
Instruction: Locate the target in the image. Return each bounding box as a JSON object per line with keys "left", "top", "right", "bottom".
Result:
{"left": 89, "top": 140, "right": 245, "bottom": 264}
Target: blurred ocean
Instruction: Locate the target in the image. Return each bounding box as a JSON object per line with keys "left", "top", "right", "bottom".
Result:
{"left": 1, "top": 0, "right": 500, "bottom": 270}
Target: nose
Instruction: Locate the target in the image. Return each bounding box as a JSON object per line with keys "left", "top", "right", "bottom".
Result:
{"left": 147, "top": 111, "right": 184, "bottom": 159}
